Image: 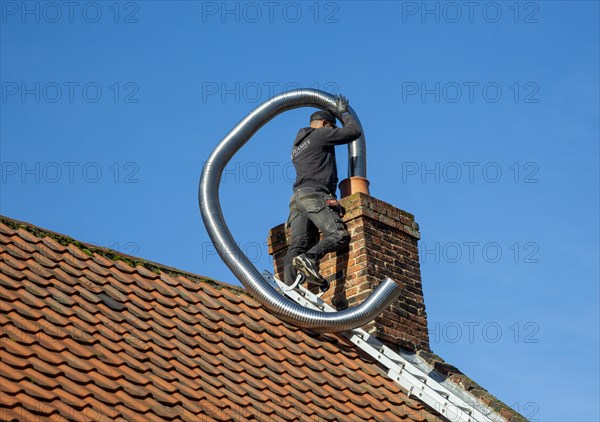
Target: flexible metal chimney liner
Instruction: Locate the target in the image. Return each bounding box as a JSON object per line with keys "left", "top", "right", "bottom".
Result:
{"left": 199, "top": 88, "right": 402, "bottom": 332}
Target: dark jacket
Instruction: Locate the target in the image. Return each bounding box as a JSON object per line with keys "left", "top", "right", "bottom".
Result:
{"left": 291, "top": 113, "right": 362, "bottom": 195}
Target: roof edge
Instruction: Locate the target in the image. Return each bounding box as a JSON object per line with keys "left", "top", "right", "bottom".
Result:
{"left": 0, "top": 214, "right": 526, "bottom": 421}
{"left": 0, "top": 214, "right": 246, "bottom": 296}
{"left": 416, "top": 350, "right": 526, "bottom": 421}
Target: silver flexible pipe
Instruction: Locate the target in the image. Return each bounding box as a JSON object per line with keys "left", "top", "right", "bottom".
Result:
{"left": 199, "top": 88, "right": 401, "bottom": 332}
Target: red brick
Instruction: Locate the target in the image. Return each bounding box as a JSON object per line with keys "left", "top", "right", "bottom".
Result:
{"left": 268, "top": 193, "right": 429, "bottom": 352}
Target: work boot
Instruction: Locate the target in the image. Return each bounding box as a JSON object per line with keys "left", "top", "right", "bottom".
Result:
{"left": 292, "top": 254, "right": 325, "bottom": 285}
{"left": 318, "top": 278, "right": 330, "bottom": 294}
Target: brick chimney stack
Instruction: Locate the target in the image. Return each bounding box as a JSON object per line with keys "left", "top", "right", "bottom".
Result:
{"left": 267, "top": 192, "right": 429, "bottom": 352}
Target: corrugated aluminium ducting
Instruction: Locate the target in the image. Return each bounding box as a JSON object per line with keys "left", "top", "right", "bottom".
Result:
{"left": 199, "top": 89, "right": 401, "bottom": 332}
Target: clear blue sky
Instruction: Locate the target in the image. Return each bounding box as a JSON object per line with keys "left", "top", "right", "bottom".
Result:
{"left": 2, "top": 1, "right": 598, "bottom": 420}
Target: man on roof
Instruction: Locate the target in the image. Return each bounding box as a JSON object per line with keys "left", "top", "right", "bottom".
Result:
{"left": 284, "top": 94, "right": 362, "bottom": 291}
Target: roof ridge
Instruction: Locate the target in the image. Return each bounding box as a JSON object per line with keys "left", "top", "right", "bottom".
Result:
{"left": 0, "top": 214, "right": 245, "bottom": 296}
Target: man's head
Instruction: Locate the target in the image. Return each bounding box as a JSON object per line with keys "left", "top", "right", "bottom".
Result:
{"left": 310, "top": 110, "right": 337, "bottom": 129}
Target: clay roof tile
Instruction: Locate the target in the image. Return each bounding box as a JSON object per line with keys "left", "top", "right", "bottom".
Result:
{"left": 0, "top": 217, "right": 508, "bottom": 421}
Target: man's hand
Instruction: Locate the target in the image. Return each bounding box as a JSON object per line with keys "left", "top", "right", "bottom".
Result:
{"left": 331, "top": 94, "right": 349, "bottom": 117}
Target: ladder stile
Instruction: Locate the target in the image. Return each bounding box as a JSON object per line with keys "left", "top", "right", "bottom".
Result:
{"left": 261, "top": 271, "right": 499, "bottom": 422}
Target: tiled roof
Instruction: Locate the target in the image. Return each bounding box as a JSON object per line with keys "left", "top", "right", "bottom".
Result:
{"left": 0, "top": 216, "right": 444, "bottom": 421}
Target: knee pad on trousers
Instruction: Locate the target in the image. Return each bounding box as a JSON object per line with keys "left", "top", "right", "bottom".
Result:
{"left": 338, "top": 231, "right": 350, "bottom": 249}
{"left": 329, "top": 231, "right": 349, "bottom": 250}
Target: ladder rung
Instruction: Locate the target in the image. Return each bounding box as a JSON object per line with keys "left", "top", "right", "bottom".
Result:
{"left": 263, "top": 270, "right": 495, "bottom": 422}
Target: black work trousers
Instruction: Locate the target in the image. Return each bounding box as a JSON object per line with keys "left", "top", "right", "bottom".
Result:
{"left": 283, "top": 187, "right": 350, "bottom": 285}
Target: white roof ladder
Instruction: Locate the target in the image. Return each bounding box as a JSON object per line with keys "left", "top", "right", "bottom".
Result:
{"left": 263, "top": 271, "right": 505, "bottom": 422}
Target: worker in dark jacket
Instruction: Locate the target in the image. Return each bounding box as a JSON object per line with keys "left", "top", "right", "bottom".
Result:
{"left": 284, "top": 95, "right": 362, "bottom": 290}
